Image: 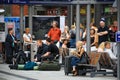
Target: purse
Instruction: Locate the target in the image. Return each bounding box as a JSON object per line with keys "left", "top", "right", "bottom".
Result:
{"left": 79, "top": 52, "right": 90, "bottom": 64}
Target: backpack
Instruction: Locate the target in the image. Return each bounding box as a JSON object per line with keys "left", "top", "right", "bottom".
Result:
{"left": 14, "top": 50, "right": 27, "bottom": 64}
{"left": 71, "top": 31, "right": 76, "bottom": 39}
{"left": 24, "top": 61, "right": 37, "bottom": 70}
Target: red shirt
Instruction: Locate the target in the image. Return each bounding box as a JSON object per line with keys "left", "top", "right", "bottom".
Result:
{"left": 48, "top": 27, "right": 61, "bottom": 41}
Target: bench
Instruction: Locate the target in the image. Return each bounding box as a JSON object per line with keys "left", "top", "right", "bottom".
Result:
{"left": 77, "top": 51, "right": 101, "bottom": 76}
{"left": 90, "top": 52, "right": 116, "bottom": 77}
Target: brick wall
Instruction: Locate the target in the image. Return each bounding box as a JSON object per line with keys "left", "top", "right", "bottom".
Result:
{"left": 12, "top": 5, "right": 28, "bottom": 16}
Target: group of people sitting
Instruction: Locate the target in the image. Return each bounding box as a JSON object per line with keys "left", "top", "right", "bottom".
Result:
{"left": 69, "top": 40, "right": 117, "bottom": 76}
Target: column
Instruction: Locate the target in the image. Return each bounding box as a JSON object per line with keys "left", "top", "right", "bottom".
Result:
{"left": 117, "top": 0, "right": 120, "bottom": 79}
{"left": 20, "top": 5, "right": 24, "bottom": 42}
{"left": 28, "top": 5, "right": 33, "bottom": 35}
{"left": 76, "top": 3, "right": 80, "bottom": 41}
{"left": 86, "top": 4, "right": 91, "bottom": 54}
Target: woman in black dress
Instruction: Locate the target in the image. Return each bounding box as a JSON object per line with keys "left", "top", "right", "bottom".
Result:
{"left": 90, "top": 29, "right": 98, "bottom": 47}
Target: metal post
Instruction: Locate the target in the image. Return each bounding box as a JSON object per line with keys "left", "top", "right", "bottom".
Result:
{"left": 86, "top": 4, "right": 91, "bottom": 54}
{"left": 67, "top": 5, "right": 71, "bottom": 28}
{"left": 28, "top": 5, "right": 33, "bottom": 35}
{"left": 76, "top": 3, "right": 80, "bottom": 42}
{"left": 117, "top": 0, "right": 120, "bottom": 80}
{"left": 70, "top": 5, "right": 73, "bottom": 26}
{"left": 94, "top": 4, "right": 101, "bottom": 27}
{"left": 20, "top": 5, "right": 24, "bottom": 42}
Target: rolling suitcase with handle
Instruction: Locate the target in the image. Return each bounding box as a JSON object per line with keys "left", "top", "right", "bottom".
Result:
{"left": 64, "top": 56, "right": 72, "bottom": 75}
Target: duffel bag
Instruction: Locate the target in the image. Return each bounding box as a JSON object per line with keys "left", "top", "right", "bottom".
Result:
{"left": 39, "top": 61, "right": 61, "bottom": 71}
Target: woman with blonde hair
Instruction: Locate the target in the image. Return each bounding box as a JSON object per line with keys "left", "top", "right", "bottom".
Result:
{"left": 97, "top": 42, "right": 105, "bottom": 52}
{"left": 60, "top": 26, "right": 70, "bottom": 47}
{"left": 71, "top": 41, "right": 86, "bottom": 76}
{"left": 23, "top": 28, "right": 32, "bottom": 50}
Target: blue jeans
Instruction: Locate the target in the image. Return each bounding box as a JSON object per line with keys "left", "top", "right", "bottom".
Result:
{"left": 71, "top": 56, "right": 80, "bottom": 66}
{"left": 70, "top": 39, "right": 76, "bottom": 48}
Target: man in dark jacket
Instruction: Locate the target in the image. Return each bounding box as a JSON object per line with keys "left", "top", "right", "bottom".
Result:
{"left": 41, "top": 38, "right": 59, "bottom": 61}
{"left": 34, "top": 39, "right": 48, "bottom": 62}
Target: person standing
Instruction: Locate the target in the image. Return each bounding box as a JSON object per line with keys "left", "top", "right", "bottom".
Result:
{"left": 5, "top": 28, "right": 17, "bottom": 64}
{"left": 23, "top": 28, "right": 32, "bottom": 50}
{"left": 47, "top": 21, "right": 61, "bottom": 44}
{"left": 69, "top": 25, "right": 76, "bottom": 48}
{"left": 97, "top": 21, "right": 109, "bottom": 44}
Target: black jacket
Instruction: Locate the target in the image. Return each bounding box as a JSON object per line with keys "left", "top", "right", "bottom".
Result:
{"left": 5, "top": 34, "right": 17, "bottom": 48}
{"left": 37, "top": 43, "right": 48, "bottom": 55}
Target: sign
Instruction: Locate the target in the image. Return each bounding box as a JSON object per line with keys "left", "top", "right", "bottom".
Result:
{"left": 96, "top": 0, "right": 115, "bottom": 2}
{"left": 0, "top": 22, "right": 5, "bottom": 42}
{"left": 4, "top": 17, "right": 20, "bottom": 40}
{"left": 5, "top": 22, "right": 15, "bottom": 36}
{"left": 0, "top": 15, "right": 4, "bottom": 22}
{"left": 116, "top": 31, "right": 120, "bottom": 42}
{"left": 0, "top": 0, "right": 72, "bottom": 4}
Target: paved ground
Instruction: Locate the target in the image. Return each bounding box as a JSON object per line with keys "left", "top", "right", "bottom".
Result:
{"left": 0, "top": 64, "right": 117, "bottom": 80}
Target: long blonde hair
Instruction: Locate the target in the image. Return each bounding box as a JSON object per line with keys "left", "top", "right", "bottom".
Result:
{"left": 98, "top": 42, "right": 105, "bottom": 50}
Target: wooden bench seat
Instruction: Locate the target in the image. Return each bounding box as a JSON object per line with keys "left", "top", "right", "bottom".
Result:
{"left": 76, "top": 52, "right": 101, "bottom": 76}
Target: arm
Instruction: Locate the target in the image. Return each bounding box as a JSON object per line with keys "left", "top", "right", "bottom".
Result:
{"left": 97, "top": 31, "right": 108, "bottom": 36}
{"left": 47, "top": 29, "right": 52, "bottom": 38}
{"left": 23, "top": 37, "right": 32, "bottom": 43}
{"left": 99, "top": 31, "right": 108, "bottom": 35}
{"left": 73, "top": 48, "right": 84, "bottom": 57}
{"left": 41, "top": 52, "right": 50, "bottom": 57}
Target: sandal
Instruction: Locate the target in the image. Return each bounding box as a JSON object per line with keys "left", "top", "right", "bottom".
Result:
{"left": 72, "top": 70, "right": 78, "bottom": 76}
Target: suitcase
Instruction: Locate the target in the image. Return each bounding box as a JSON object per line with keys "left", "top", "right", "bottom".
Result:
{"left": 39, "top": 61, "right": 61, "bottom": 71}
{"left": 0, "top": 53, "right": 4, "bottom": 64}
{"left": 64, "top": 56, "right": 72, "bottom": 75}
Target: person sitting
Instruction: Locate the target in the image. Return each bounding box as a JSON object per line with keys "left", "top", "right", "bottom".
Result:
{"left": 41, "top": 38, "right": 59, "bottom": 61}
{"left": 104, "top": 41, "right": 117, "bottom": 60}
{"left": 71, "top": 41, "right": 86, "bottom": 76}
{"left": 62, "top": 39, "right": 68, "bottom": 49}
{"left": 59, "top": 39, "right": 69, "bottom": 64}
{"left": 97, "top": 42, "right": 105, "bottom": 52}
{"left": 34, "top": 39, "right": 48, "bottom": 62}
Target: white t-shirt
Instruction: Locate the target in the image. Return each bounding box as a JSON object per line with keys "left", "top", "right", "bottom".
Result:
{"left": 23, "top": 33, "right": 32, "bottom": 43}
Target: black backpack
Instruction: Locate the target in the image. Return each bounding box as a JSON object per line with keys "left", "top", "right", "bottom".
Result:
{"left": 13, "top": 50, "right": 27, "bottom": 64}
{"left": 71, "top": 31, "right": 76, "bottom": 39}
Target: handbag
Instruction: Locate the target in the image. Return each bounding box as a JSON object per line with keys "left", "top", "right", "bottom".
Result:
{"left": 79, "top": 52, "right": 90, "bottom": 64}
